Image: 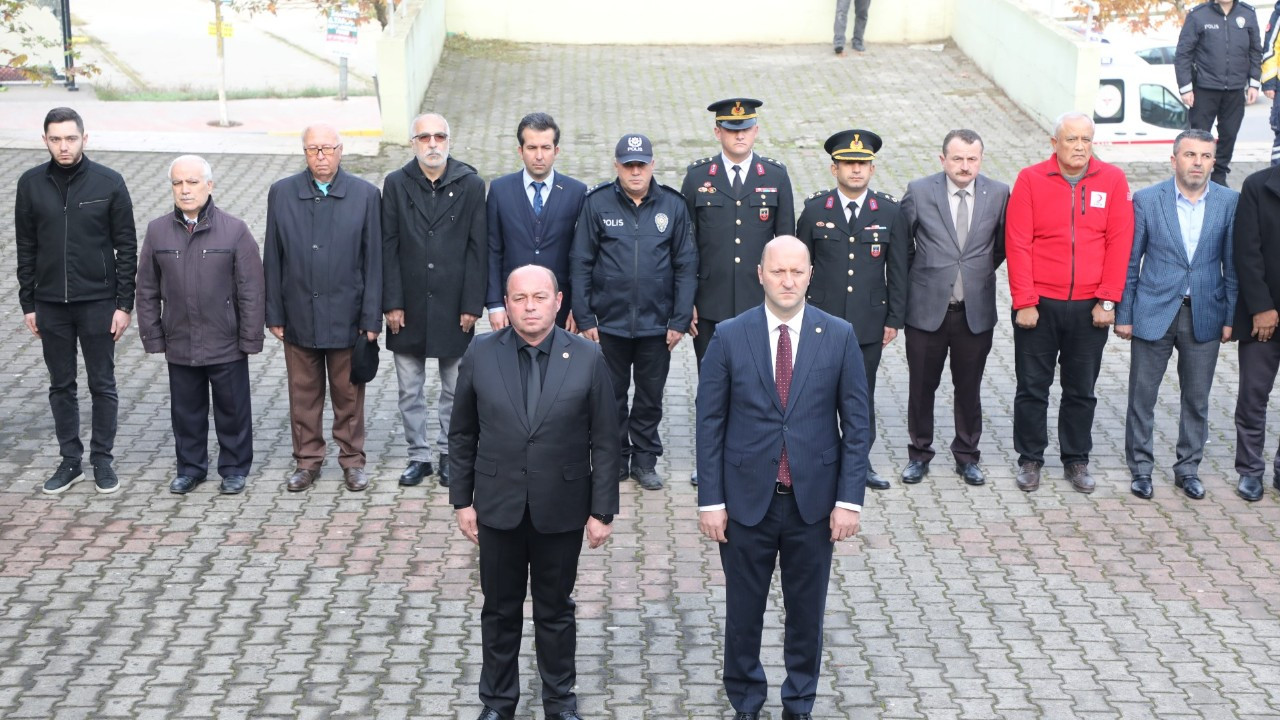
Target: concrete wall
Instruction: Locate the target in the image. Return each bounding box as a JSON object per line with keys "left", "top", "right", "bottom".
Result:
{"left": 953, "top": 0, "right": 1099, "bottom": 131}
{"left": 444, "top": 0, "right": 953, "bottom": 45}
{"left": 377, "top": 0, "right": 447, "bottom": 143}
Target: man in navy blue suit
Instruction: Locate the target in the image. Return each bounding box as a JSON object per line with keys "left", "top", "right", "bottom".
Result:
{"left": 486, "top": 113, "right": 587, "bottom": 331}
{"left": 696, "top": 236, "right": 870, "bottom": 720}
{"left": 1116, "top": 128, "right": 1238, "bottom": 501}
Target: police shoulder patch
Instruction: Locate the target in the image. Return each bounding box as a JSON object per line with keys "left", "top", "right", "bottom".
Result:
{"left": 659, "top": 183, "right": 685, "bottom": 198}
{"left": 586, "top": 181, "right": 612, "bottom": 196}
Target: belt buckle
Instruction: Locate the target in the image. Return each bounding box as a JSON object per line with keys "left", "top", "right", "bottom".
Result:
{"left": 775, "top": 482, "right": 793, "bottom": 494}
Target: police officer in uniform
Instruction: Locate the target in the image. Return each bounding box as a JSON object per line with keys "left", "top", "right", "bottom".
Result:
{"left": 798, "top": 129, "right": 907, "bottom": 490}
{"left": 681, "top": 97, "right": 795, "bottom": 487}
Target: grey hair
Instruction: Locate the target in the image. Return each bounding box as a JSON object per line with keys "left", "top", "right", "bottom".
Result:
{"left": 410, "top": 112, "right": 450, "bottom": 139}
{"left": 301, "top": 123, "right": 342, "bottom": 146}
{"left": 167, "top": 154, "right": 213, "bottom": 182}
{"left": 1052, "top": 111, "right": 1094, "bottom": 136}
{"left": 1173, "top": 128, "right": 1216, "bottom": 155}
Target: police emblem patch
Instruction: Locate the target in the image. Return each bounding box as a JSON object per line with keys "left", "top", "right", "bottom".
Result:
{"left": 759, "top": 208, "right": 770, "bottom": 222}
{"left": 1237, "top": 16, "right": 1246, "bottom": 28}
{"left": 628, "top": 136, "right": 643, "bottom": 150}
{"left": 655, "top": 213, "right": 669, "bottom": 233}
{"left": 871, "top": 244, "right": 882, "bottom": 258}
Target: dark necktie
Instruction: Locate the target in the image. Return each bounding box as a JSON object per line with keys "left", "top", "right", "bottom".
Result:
{"left": 776, "top": 324, "right": 793, "bottom": 487}
{"left": 732, "top": 164, "right": 743, "bottom": 194}
{"left": 523, "top": 345, "right": 541, "bottom": 421}
{"left": 953, "top": 189, "right": 969, "bottom": 302}
{"left": 532, "top": 181, "right": 545, "bottom": 216}
{"left": 185, "top": 218, "right": 197, "bottom": 235}
{"left": 846, "top": 200, "right": 857, "bottom": 224}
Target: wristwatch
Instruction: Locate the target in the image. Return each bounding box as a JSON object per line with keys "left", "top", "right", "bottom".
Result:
{"left": 1099, "top": 300, "right": 1115, "bottom": 312}
{"left": 590, "top": 513, "right": 614, "bottom": 525}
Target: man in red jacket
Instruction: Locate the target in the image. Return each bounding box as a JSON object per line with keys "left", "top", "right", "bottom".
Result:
{"left": 1006, "top": 112, "right": 1134, "bottom": 493}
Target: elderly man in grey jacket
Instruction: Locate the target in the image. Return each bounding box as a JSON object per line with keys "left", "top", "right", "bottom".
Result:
{"left": 264, "top": 125, "right": 383, "bottom": 493}
{"left": 136, "top": 155, "right": 265, "bottom": 495}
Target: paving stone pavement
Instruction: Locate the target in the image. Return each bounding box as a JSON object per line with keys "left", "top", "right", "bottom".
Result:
{"left": 3, "top": 40, "right": 1280, "bottom": 719}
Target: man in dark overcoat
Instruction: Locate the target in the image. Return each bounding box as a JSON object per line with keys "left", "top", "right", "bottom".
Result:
{"left": 264, "top": 124, "right": 382, "bottom": 493}
{"left": 383, "top": 112, "right": 487, "bottom": 488}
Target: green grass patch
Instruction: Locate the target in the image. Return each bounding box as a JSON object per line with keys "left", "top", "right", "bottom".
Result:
{"left": 93, "top": 85, "right": 374, "bottom": 102}
{"left": 444, "top": 33, "right": 525, "bottom": 61}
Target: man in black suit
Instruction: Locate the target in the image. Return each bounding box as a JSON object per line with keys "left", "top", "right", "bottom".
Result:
{"left": 798, "top": 129, "right": 908, "bottom": 490}
{"left": 681, "top": 97, "right": 795, "bottom": 487}
{"left": 486, "top": 113, "right": 587, "bottom": 331}
{"left": 697, "top": 236, "right": 870, "bottom": 720}
{"left": 899, "top": 129, "right": 1009, "bottom": 487}
{"left": 450, "top": 265, "right": 620, "bottom": 720}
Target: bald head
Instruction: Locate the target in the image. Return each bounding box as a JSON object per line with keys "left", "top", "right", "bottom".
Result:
{"left": 302, "top": 123, "right": 343, "bottom": 183}
{"left": 758, "top": 236, "right": 811, "bottom": 320}
{"left": 505, "top": 264, "right": 562, "bottom": 343}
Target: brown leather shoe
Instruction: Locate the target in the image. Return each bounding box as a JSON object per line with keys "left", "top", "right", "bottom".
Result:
{"left": 287, "top": 467, "right": 320, "bottom": 492}
{"left": 1016, "top": 461, "right": 1042, "bottom": 492}
{"left": 1065, "top": 462, "right": 1095, "bottom": 493}
{"left": 343, "top": 467, "right": 370, "bottom": 492}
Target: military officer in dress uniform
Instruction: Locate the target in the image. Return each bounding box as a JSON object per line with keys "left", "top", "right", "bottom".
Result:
{"left": 681, "top": 97, "right": 795, "bottom": 487}
{"left": 798, "top": 129, "right": 908, "bottom": 490}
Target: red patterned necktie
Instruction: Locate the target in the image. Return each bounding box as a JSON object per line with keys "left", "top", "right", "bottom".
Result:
{"left": 777, "top": 324, "right": 793, "bottom": 487}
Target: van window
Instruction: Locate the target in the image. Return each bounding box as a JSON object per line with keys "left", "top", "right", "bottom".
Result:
{"left": 1095, "top": 80, "right": 1125, "bottom": 124}
{"left": 1139, "top": 84, "right": 1188, "bottom": 129}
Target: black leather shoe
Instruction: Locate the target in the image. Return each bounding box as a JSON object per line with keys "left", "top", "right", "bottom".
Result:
{"left": 475, "top": 708, "right": 505, "bottom": 720}
{"left": 956, "top": 462, "right": 985, "bottom": 486}
{"left": 1016, "top": 461, "right": 1042, "bottom": 492}
{"left": 690, "top": 471, "right": 698, "bottom": 486}
{"left": 1237, "top": 475, "right": 1264, "bottom": 502}
{"left": 220, "top": 475, "right": 247, "bottom": 495}
{"left": 399, "top": 460, "right": 432, "bottom": 487}
{"left": 169, "top": 474, "right": 207, "bottom": 494}
{"left": 438, "top": 454, "right": 451, "bottom": 487}
{"left": 1175, "top": 475, "right": 1205, "bottom": 500}
{"left": 901, "top": 461, "right": 929, "bottom": 484}
{"left": 546, "top": 712, "right": 583, "bottom": 720}
{"left": 1130, "top": 475, "right": 1153, "bottom": 499}
{"left": 732, "top": 713, "right": 759, "bottom": 720}
{"left": 866, "top": 468, "right": 890, "bottom": 490}
{"left": 782, "top": 712, "right": 813, "bottom": 720}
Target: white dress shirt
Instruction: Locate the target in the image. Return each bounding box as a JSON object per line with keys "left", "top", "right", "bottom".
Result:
{"left": 945, "top": 176, "right": 975, "bottom": 232}
{"left": 522, "top": 168, "right": 556, "bottom": 207}
{"left": 837, "top": 187, "right": 868, "bottom": 223}
{"left": 721, "top": 152, "right": 755, "bottom": 187}
{"left": 700, "top": 303, "right": 862, "bottom": 513}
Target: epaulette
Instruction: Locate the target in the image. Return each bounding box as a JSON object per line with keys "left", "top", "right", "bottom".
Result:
{"left": 758, "top": 156, "right": 787, "bottom": 169}
{"left": 806, "top": 188, "right": 831, "bottom": 202}
{"left": 585, "top": 181, "right": 612, "bottom": 195}
{"left": 875, "top": 190, "right": 898, "bottom": 203}
{"left": 659, "top": 183, "right": 685, "bottom": 197}
{"left": 687, "top": 156, "right": 716, "bottom": 170}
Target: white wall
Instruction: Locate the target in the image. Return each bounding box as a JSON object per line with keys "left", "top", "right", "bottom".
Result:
{"left": 377, "top": 0, "right": 448, "bottom": 143}
{"left": 444, "top": 0, "right": 953, "bottom": 45}
{"left": 954, "top": 0, "right": 1100, "bottom": 130}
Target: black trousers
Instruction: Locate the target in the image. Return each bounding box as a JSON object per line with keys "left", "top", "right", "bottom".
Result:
{"left": 168, "top": 359, "right": 253, "bottom": 478}
{"left": 477, "top": 509, "right": 584, "bottom": 718}
{"left": 692, "top": 316, "right": 719, "bottom": 371}
{"left": 34, "top": 299, "right": 119, "bottom": 465}
{"left": 1189, "top": 86, "right": 1246, "bottom": 186}
{"left": 1234, "top": 338, "right": 1280, "bottom": 478}
{"left": 720, "top": 490, "right": 833, "bottom": 715}
{"left": 598, "top": 333, "right": 671, "bottom": 468}
{"left": 860, "top": 339, "right": 883, "bottom": 454}
{"left": 905, "top": 311, "right": 994, "bottom": 465}
{"left": 1012, "top": 298, "right": 1108, "bottom": 466}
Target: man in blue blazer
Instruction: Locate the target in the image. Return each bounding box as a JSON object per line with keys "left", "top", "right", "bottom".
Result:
{"left": 1116, "top": 129, "right": 1238, "bottom": 500}
{"left": 696, "top": 236, "right": 870, "bottom": 720}
{"left": 486, "top": 113, "right": 587, "bottom": 331}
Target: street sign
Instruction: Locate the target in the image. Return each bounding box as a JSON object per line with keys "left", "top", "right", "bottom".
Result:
{"left": 326, "top": 4, "right": 359, "bottom": 58}
{"left": 208, "top": 22, "right": 234, "bottom": 38}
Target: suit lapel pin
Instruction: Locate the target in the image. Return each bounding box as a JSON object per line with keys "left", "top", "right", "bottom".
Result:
{"left": 562, "top": 352, "right": 570, "bottom": 359}
{"left": 815, "top": 327, "right": 823, "bottom": 333}
{"left": 448, "top": 191, "right": 454, "bottom": 197}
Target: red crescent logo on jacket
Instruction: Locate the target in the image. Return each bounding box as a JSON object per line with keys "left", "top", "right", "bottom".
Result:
{"left": 759, "top": 208, "right": 770, "bottom": 222}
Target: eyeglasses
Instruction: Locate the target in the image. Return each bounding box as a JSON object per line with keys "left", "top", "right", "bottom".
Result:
{"left": 304, "top": 144, "right": 342, "bottom": 157}
{"left": 412, "top": 132, "right": 449, "bottom": 144}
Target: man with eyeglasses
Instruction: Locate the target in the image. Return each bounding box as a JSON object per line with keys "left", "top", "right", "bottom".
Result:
{"left": 264, "top": 124, "right": 383, "bottom": 493}
{"left": 570, "top": 133, "right": 697, "bottom": 492}
{"left": 382, "top": 112, "right": 486, "bottom": 490}
{"left": 15, "top": 106, "right": 137, "bottom": 495}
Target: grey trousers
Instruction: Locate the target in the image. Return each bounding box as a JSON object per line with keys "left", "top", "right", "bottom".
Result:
{"left": 833, "top": 0, "right": 871, "bottom": 48}
{"left": 1124, "top": 305, "right": 1221, "bottom": 478}
{"left": 393, "top": 353, "right": 460, "bottom": 461}
{"left": 1235, "top": 338, "right": 1280, "bottom": 478}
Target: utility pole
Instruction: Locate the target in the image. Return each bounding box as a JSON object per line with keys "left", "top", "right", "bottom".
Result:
{"left": 213, "top": 0, "right": 230, "bottom": 127}
{"left": 60, "top": 0, "right": 77, "bottom": 91}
